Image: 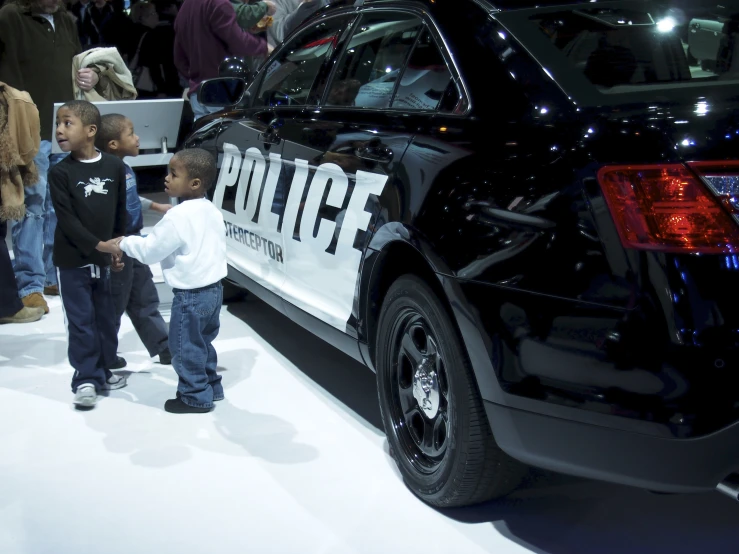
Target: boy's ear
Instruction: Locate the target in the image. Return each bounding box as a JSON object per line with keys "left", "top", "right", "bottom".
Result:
{"left": 108, "top": 139, "right": 119, "bottom": 152}
{"left": 189, "top": 178, "right": 203, "bottom": 191}
{"left": 87, "top": 124, "right": 98, "bottom": 138}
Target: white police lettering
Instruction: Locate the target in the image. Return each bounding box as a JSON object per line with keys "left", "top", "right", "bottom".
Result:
{"left": 299, "top": 163, "right": 347, "bottom": 252}
{"left": 214, "top": 143, "right": 388, "bottom": 329}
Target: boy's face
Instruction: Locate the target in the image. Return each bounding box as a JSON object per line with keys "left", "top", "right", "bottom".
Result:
{"left": 164, "top": 157, "right": 204, "bottom": 199}
{"left": 55, "top": 108, "right": 95, "bottom": 153}
{"left": 113, "top": 120, "right": 140, "bottom": 158}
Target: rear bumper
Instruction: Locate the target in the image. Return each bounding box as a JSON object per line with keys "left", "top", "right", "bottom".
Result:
{"left": 486, "top": 400, "right": 739, "bottom": 492}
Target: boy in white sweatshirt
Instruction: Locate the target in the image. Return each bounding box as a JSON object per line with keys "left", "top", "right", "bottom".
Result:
{"left": 105, "top": 148, "right": 227, "bottom": 414}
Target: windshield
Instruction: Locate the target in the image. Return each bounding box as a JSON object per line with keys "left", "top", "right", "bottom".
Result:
{"left": 498, "top": 1, "right": 739, "bottom": 103}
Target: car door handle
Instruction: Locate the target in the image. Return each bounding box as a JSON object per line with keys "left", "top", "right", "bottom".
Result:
{"left": 259, "top": 127, "right": 282, "bottom": 145}
{"left": 259, "top": 117, "right": 282, "bottom": 145}
{"left": 355, "top": 143, "right": 393, "bottom": 162}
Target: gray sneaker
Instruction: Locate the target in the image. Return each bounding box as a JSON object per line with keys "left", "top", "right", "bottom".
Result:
{"left": 74, "top": 384, "right": 97, "bottom": 407}
{"left": 105, "top": 374, "right": 128, "bottom": 390}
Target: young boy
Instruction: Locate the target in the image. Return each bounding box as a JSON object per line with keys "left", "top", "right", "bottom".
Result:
{"left": 96, "top": 114, "right": 172, "bottom": 367}
{"left": 106, "top": 149, "right": 227, "bottom": 414}
{"left": 48, "top": 100, "right": 128, "bottom": 408}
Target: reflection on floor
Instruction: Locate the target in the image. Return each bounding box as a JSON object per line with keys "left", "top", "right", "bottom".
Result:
{"left": 2, "top": 202, "right": 739, "bottom": 553}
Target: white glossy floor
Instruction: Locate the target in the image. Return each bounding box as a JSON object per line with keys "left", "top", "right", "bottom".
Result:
{"left": 3, "top": 213, "right": 739, "bottom": 554}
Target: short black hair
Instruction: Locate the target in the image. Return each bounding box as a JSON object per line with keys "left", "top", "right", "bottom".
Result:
{"left": 96, "top": 114, "right": 129, "bottom": 152}
{"left": 59, "top": 100, "right": 101, "bottom": 132}
{"left": 174, "top": 148, "right": 217, "bottom": 191}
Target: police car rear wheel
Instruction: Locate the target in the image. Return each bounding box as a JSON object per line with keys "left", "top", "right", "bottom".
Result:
{"left": 376, "top": 274, "right": 526, "bottom": 507}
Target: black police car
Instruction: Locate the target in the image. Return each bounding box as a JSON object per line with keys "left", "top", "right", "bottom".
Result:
{"left": 184, "top": 0, "right": 739, "bottom": 507}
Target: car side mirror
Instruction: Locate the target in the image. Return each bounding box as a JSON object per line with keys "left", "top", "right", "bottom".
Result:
{"left": 197, "top": 78, "right": 248, "bottom": 108}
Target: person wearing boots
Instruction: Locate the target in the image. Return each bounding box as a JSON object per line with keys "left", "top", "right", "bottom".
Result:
{"left": 0, "top": 81, "right": 44, "bottom": 324}
{"left": 0, "top": 0, "right": 100, "bottom": 314}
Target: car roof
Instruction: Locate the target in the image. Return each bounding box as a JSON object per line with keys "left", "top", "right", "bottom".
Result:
{"left": 357, "top": 0, "right": 605, "bottom": 11}
{"left": 487, "top": 0, "right": 626, "bottom": 9}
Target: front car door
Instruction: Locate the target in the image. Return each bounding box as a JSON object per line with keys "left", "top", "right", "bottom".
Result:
{"left": 211, "top": 14, "right": 354, "bottom": 304}
{"left": 278, "top": 10, "right": 431, "bottom": 336}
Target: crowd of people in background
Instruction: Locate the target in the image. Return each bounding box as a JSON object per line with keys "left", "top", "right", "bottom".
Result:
{"left": 0, "top": 0, "right": 336, "bottom": 327}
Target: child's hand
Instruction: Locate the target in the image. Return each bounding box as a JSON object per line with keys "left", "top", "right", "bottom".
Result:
{"left": 111, "top": 253, "right": 125, "bottom": 272}
{"left": 97, "top": 237, "right": 123, "bottom": 256}
{"left": 152, "top": 202, "right": 173, "bottom": 214}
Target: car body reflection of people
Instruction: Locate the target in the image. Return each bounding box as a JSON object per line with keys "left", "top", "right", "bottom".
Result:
{"left": 174, "top": 0, "right": 271, "bottom": 119}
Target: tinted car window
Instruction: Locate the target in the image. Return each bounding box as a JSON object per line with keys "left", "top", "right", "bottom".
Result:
{"left": 256, "top": 17, "right": 349, "bottom": 107}
{"left": 326, "top": 13, "right": 423, "bottom": 109}
{"left": 499, "top": 2, "right": 739, "bottom": 99}
{"left": 391, "top": 29, "right": 454, "bottom": 111}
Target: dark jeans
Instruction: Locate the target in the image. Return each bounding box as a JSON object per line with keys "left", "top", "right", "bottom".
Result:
{"left": 170, "top": 282, "right": 223, "bottom": 408}
{"left": 111, "top": 252, "right": 169, "bottom": 357}
{"left": 0, "top": 220, "right": 22, "bottom": 318}
{"left": 58, "top": 265, "right": 118, "bottom": 392}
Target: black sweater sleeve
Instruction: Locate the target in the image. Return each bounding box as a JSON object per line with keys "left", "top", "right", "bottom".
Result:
{"left": 114, "top": 161, "right": 127, "bottom": 237}
{"left": 49, "top": 165, "right": 101, "bottom": 257}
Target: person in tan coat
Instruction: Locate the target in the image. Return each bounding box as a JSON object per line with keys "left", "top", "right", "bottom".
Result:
{"left": 0, "top": 82, "right": 44, "bottom": 324}
{"left": 0, "top": 0, "right": 99, "bottom": 314}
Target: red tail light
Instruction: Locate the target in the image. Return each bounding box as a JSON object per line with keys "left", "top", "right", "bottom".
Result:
{"left": 597, "top": 164, "right": 739, "bottom": 253}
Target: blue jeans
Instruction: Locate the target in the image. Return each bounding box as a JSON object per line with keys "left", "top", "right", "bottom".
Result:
{"left": 11, "top": 141, "right": 67, "bottom": 296}
{"left": 189, "top": 92, "right": 222, "bottom": 121}
{"left": 170, "top": 282, "right": 223, "bottom": 408}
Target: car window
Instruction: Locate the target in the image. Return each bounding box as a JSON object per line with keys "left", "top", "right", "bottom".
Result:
{"left": 325, "top": 13, "right": 423, "bottom": 109}
{"left": 498, "top": 2, "right": 739, "bottom": 102}
{"left": 255, "top": 17, "right": 349, "bottom": 107}
{"left": 391, "top": 29, "right": 455, "bottom": 112}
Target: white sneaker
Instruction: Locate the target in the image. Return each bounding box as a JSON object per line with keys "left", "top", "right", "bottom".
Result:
{"left": 104, "top": 374, "right": 128, "bottom": 390}
{"left": 74, "top": 384, "right": 97, "bottom": 407}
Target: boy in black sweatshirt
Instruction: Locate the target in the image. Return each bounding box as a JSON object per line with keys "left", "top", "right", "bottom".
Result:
{"left": 49, "top": 100, "right": 129, "bottom": 408}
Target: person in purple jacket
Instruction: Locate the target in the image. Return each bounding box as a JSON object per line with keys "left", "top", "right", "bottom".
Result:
{"left": 174, "top": 0, "right": 273, "bottom": 120}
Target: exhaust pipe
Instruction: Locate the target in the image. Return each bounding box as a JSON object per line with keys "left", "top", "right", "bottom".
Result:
{"left": 717, "top": 473, "right": 739, "bottom": 501}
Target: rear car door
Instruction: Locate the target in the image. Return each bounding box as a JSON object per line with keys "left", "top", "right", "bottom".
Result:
{"left": 278, "top": 10, "right": 428, "bottom": 335}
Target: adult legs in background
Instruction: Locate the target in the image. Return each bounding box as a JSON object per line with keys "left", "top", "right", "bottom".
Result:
{"left": 12, "top": 141, "right": 66, "bottom": 308}
{"left": 12, "top": 141, "right": 51, "bottom": 298}
{"left": 0, "top": 219, "right": 42, "bottom": 322}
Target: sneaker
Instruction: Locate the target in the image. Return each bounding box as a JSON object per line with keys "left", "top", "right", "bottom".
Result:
{"left": 43, "top": 285, "right": 59, "bottom": 296}
{"left": 21, "top": 292, "right": 49, "bottom": 314}
{"left": 74, "top": 384, "right": 97, "bottom": 407}
{"left": 107, "top": 356, "right": 127, "bottom": 370}
{"left": 0, "top": 306, "right": 44, "bottom": 324}
{"left": 158, "top": 348, "right": 172, "bottom": 365}
{"left": 105, "top": 374, "right": 128, "bottom": 390}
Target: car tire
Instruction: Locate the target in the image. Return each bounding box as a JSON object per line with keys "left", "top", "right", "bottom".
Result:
{"left": 376, "top": 274, "right": 526, "bottom": 507}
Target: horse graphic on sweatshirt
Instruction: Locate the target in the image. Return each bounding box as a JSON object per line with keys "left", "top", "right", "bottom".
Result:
{"left": 77, "top": 177, "right": 113, "bottom": 198}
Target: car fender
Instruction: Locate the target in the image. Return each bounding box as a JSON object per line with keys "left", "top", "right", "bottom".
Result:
{"left": 361, "top": 222, "right": 507, "bottom": 404}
